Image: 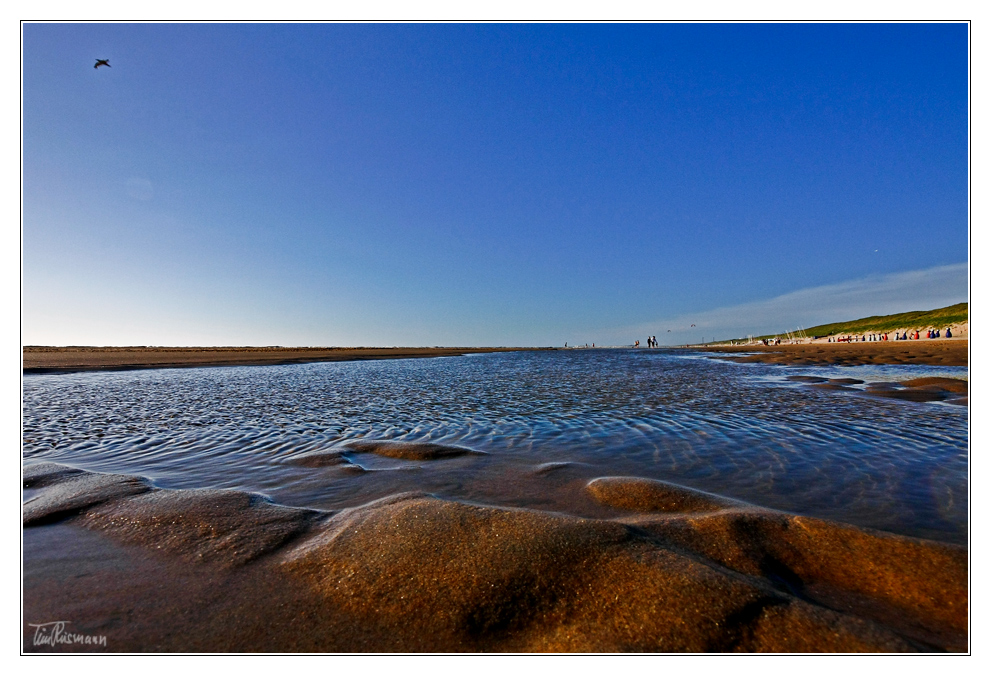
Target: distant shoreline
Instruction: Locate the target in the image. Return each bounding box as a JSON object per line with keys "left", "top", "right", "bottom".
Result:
{"left": 22, "top": 346, "right": 547, "bottom": 375}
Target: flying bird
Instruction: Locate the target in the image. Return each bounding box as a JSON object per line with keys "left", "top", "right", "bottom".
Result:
{"left": 94, "top": 59, "right": 111, "bottom": 69}
{"left": 691, "top": 324, "right": 696, "bottom": 327}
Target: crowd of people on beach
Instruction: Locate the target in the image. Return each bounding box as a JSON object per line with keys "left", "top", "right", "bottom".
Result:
{"left": 567, "top": 327, "right": 955, "bottom": 350}
{"left": 827, "top": 328, "right": 953, "bottom": 343}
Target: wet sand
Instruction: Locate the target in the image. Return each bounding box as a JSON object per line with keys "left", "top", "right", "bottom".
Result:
{"left": 23, "top": 461, "right": 968, "bottom": 653}
{"left": 22, "top": 346, "right": 540, "bottom": 374}
{"left": 697, "top": 340, "right": 968, "bottom": 367}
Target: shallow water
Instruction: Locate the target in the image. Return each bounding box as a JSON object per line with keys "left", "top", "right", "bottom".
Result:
{"left": 22, "top": 349, "right": 968, "bottom": 544}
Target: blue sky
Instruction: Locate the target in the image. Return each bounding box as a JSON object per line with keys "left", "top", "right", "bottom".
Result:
{"left": 22, "top": 23, "right": 968, "bottom": 346}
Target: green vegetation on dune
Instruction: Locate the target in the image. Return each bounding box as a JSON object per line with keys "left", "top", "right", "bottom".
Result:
{"left": 724, "top": 303, "right": 968, "bottom": 343}
{"left": 803, "top": 303, "right": 968, "bottom": 337}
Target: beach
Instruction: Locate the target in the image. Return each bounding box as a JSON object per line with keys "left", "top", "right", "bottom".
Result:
{"left": 22, "top": 347, "right": 968, "bottom": 652}
{"left": 696, "top": 339, "right": 967, "bottom": 367}
{"left": 22, "top": 346, "right": 536, "bottom": 374}
{"left": 23, "top": 462, "right": 967, "bottom": 652}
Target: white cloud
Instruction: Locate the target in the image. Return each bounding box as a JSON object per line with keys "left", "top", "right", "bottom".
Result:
{"left": 611, "top": 263, "right": 968, "bottom": 345}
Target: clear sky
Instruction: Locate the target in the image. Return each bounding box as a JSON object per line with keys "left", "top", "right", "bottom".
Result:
{"left": 22, "top": 22, "right": 968, "bottom": 346}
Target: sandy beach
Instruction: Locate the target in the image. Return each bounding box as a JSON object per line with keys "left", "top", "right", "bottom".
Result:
{"left": 22, "top": 346, "right": 537, "bottom": 374}
{"left": 22, "top": 345, "right": 968, "bottom": 652}
{"left": 23, "top": 460, "right": 967, "bottom": 652}
{"left": 696, "top": 339, "right": 968, "bottom": 367}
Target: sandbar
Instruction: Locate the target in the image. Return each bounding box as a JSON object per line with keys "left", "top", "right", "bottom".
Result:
{"left": 696, "top": 340, "right": 967, "bottom": 367}
{"left": 22, "top": 346, "right": 539, "bottom": 375}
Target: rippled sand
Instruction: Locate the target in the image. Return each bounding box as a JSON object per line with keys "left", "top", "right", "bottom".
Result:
{"left": 23, "top": 461, "right": 966, "bottom": 652}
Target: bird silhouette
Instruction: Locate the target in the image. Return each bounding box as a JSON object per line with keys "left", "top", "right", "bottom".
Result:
{"left": 94, "top": 59, "right": 111, "bottom": 69}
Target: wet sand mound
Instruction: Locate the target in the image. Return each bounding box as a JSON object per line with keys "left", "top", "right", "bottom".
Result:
{"left": 23, "top": 463, "right": 321, "bottom": 567}
{"left": 81, "top": 489, "right": 322, "bottom": 568}
{"left": 287, "top": 449, "right": 366, "bottom": 472}
{"left": 866, "top": 388, "right": 946, "bottom": 403}
{"left": 900, "top": 377, "right": 968, "bottom": 394}
{"left": 22, "top": 466, "right": 967, "bottom": 651}
{"left": 23, "top": 462, "right": 88, "bottom": 488}
{"left": 287, "top": 450, "right": 351, "bottom": 466}
{"left": 863, "top": 380, "right": 967, "bottom": 404}
{"left": 587, "top": 476, "right": 737, "bottom": 513}
{"left": 781, "top": 374, "right": 966, "bottom": 405}
{"left": 592, "top": 477, "right": 966, "bottom": 650}
{"left": 281, "top": 493, "right": 922, "bottom": 651}
{"left": 344, "top": 439, "right": 484, "bottom": 461}
{"left": 23, "top": 468, "right": 152, "bottom": 526}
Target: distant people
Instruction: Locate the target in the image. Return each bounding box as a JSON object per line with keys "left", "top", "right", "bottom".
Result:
{"left": 945, "top": 328, "right": 952, "bottom": 338}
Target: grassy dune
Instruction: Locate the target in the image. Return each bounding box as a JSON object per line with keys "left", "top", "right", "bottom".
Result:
{"left": 728, "top": 303, "right": 968, "bottom": 343}
{"left": 802, "top": 302, "right": 968, "bottom": 337}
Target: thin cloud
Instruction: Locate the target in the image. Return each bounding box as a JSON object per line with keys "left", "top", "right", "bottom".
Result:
{"left": 614, "top": 263, "right": 968, "bottom": 345}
